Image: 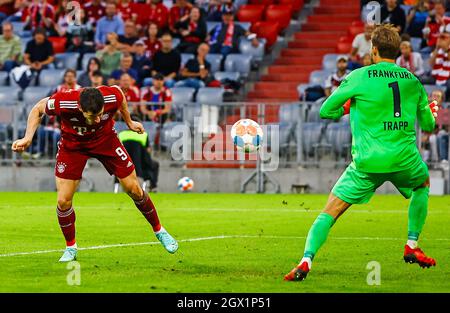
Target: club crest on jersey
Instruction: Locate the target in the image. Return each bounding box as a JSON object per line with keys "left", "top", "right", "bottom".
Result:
{"left": 101, "top": 113, "right": 110, "bottom": 121}
{"left": 56, "top": 162, "right": 67, "bottom": 173}
{"left": 73, "top": 126, "right": 88, "bottom": 135}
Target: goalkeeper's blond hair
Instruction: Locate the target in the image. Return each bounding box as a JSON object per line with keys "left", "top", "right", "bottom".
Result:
{"left": 371, "top": 24, "right": 401, "bottom": 60}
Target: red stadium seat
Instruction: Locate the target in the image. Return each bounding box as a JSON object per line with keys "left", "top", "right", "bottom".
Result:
{"left": 264, "top": 5, "right": 293, "bottom": 31}
{"left": 249, "top": 0, "right": 275, "bottom": 5}
{"left": 237, "top": 5, "right": 265, "bottom": 24}
{"left": 277, "top": 0, "right": 304, "bottom": 13}
{"left": 48, "top": 36, "right": 66, "bottom": 54}
{"left": 251, "top": 21, "right": 279, "bottom": 48}
{"left": 338, "top": 36, "right": 353, "bottom": 43}
{"left": 348, "top": 21, "right": 365, "bottom": 38}
{"left": 336, "top": 41, "right": 352, "bottom": 54}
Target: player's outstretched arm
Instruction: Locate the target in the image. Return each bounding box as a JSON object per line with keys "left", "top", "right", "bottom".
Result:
{"left": 11, "top": 97, "right": 49, "bottom": 153}
{"left": 320, "top": 74, "right": 357, "bottom": 120}
{"left": 117, "top": 88, "right": 144, "bottom": 134}
{"left": 417, "top": 83, "right": 437, "bottom": 133}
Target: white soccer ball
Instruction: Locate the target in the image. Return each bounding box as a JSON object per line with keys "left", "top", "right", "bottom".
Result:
{"left": 177, "top": 177, "right": 194, "bottom": 192}
{"left": 230, "top": 119, "right": 263, "bottom": 153}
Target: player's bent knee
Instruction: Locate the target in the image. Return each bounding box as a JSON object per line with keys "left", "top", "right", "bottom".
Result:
{"left": 57, "top": 198, "right": 73, "bottom": 211}
{"left": 123, "top": 180, "right": 143, "bottom": 200}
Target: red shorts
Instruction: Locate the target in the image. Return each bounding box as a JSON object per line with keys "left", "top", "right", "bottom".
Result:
{"left": 55, "top": 134, "right": 135, "bottom": 180}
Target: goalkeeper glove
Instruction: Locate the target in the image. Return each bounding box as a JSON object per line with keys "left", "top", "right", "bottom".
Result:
{"left": 343, "top": 99, "right": 351, "bottom": 115}
{"left": 429, "top": 100, "right": 439, "bottom": 118}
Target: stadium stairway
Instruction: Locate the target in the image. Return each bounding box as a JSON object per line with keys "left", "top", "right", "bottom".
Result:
{"left": 246, "top": 0, "right": 361, "bottom": 103}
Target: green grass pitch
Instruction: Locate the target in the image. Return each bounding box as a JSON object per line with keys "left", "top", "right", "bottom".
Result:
{"left": 0, "top": 192, "right": 449, "bottom": 292}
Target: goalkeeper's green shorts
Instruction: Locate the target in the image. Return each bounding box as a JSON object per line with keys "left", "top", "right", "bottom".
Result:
{"left": 332, "top": 161, "right": 429, "bottom": 204}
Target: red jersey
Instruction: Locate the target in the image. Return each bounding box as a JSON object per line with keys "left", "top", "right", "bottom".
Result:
{"left": 123, "top": 86, "right": 140, "bottom": 103}
{"left": 22, "top": 3, "right": 55, "bottom": 27}
{"left": 136, "top": 3, "right": 169, "bottom": 29}
{"left": 141, "top": 86, "right": 172, "bottom": 111}
{"left": 145, "top": 38, "right": 162, "bottom": 58}
{"left": 118, "top": 1, "right": 137, "bottom": 22}
{"left": 169, "top": 4, "right": 191, "bottom": 31}
{"left": 84, "top": 1, "right": 106, "bottom": 22}
{"left": 45, "top": 85, "right": 124, "bottom": 146}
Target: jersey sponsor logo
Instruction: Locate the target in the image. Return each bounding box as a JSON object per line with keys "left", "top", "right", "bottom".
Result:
{"left": 56, "top": 162, "right": 67, "bottom": 173}
{"left": 73, "top": 126, "right": 88, "bottom": 135}
{"left": 47, "top": 99, "right": 55, "bottom": 110}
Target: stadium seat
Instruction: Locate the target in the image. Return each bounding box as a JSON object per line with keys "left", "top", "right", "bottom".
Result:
{"left": 196, "top": 87, "right": 224, "bottom": 105}
{"left": 0, "top": 86, "right": 20, "bottom": 105}
{"left": 279, "top": 103, "right": 302, "bottom": 125}
{"left": 23, "top": 87, "right": 52, "bottom": 106}
{"left": 309, "top": 70, "right": 331, "bottom": 87}
{"left": 278, "top": 0, "right": 304, "bottom": 13}
{"left": 264, "top": 5, "right": 293, "bottom": 31}
{"left": 48, "top": 36, "right": 67, "bottom": 54}
{"left": 81, "top": 53, "right": 97, "bottom": 70}
{"left": 326, "top": 122, "right": 352, "bottom": 159}
{"left": 300, "top": 122, "right": 324, "bottom": 158}
{"left": 54, "top": 52, "right": 80, "bottom": 70}
{"left": 266, "top": 122, "right": 294, "bottom": 150}
{"left": 39, "top": 69, "right": 66, "bottom": 87}
{"left": 251, "top": 21, "right": 279, "bottom": 48}
{"left": 249, "top": 0, "right": 276, "bottom": 5}
{"left": 239, "top": 39, "right": 265, "bottom": 62}
{"left": 172, "top": 37, "right": 180, "bottom": 49}
{"left": 214, "top": 71, "right": 240, "bottom": 82}
{"left": 20, "top": 37, "right": 32, "bottom": 53}
{"left": 322, "top": 54, "right": 339, "bottom": 71}
{"left": 181, "top": 53, "right": 194, "bottom": 66}
{"left": 348, "top": 21, "right": 364, "bottom": 38}
{"left": 142, "top": 121, "right": 159, "bottom": 146}
{"left": 114, "top": 121, "right": 128, "bottom": 132}
{"left": 306, "top": 102, "right": 324, "bottom": 123}
{"left": 237, "top": 22, "right": 251, "bottom": 31}
{"left": 205, "top": 54, "right": 223, "bottom": 73}
{"left": 207, "top": 22, "right": 220, "bottom": 33}
{"left": 182, "top": 103, "right": 202, "bottom": 126}
{"left": 0, "top": 71, "right": 8, "bottom": 86}
{"left": 171, "top": 87, "right": 196, "bottom": 104}
{"left": 410, "top": 37, "right": 422, "bottom": 52}
{"left": 297, "top": 83, "right": 312, "bottom": 100}
{"left": 11, "top": 21, "right": 25, "bottom": 36}
{"left": 336, "top": 41, "right": 352, "bottom": 54}
{"left": 237, "top": 5, "right": 265, "bottom": 24}
{"left": 224, "top": 54, "right": 252, "bottom": 77}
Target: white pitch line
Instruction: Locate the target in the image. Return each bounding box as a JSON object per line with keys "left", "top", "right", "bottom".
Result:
{"left": 1, "top": 235, "right": 449, "bottom": 258}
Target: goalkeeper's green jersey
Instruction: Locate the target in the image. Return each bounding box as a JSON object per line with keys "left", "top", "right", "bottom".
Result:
{"left": 320, "top": 61, "right": 435, "bottom": 173}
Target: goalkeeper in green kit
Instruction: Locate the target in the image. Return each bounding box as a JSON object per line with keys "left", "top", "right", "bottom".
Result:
{"left": 285, "top": 25, "right": 438, "bottom": 282}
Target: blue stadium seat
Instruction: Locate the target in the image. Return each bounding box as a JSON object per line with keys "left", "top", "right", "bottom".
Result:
{"left": 300, "top": 122, "right": 325, "bottom": 158}
{"left": 20, "top": 37, "right": 32, "bottom": 53}
{"left": 266, "top": 122, "right": 294, "bottom": 150}
{"left": 306, "top": 101, "right": 324, "bottom": 123}
{"left": 171, "top": 87, "right": 196, "bottom": 104}
{"left": 0, "top": 86, "right": 20, "bottom": 105}
{"left": 196, "top": 87, "right": 224, "bottom": 105}
{"left": 23, "top": 86, "right": 52, "bottom": 106}
{"left": 224, "top": 54, "right": 252, "bottom": 77}
{"left": 160, "top": 121, "right": 188, "bottom": 151}
{"left": 0, "top": 71, "right": 8, "bottom": 86}
{"left": 181, "top": 53, "right": 194, "bottom": 66}
{"left": 81, "top": 53, "right": 96, "bottom": 70}
{"left": 322, "top": 54, "right": 339, "bottom": 71}
{"left": 11, "top": 21, "right": 25, "bottom": 36}
{"left": 182, "top": 103, "right": 202, "bottom": 126}
{"left": 410, "top": 37, "right": 422, "bottom": 52}
{"left": 279, "top": 104, "right": 301, "bottom": 125}
{"left": 207, "top": 22, "right": 220, "bottom": 33}
{"left": 214, "top": 71, "right": 240, "bottom": 82}
{"left": 54, "top": 52, "right": 80, "bottom": 70}
{"left": 39, "top": 69, "right": 66, "bottom": 87}
{"left": 237, "top": 22, "right": 251, "bottom": 31}
{"left": 239, "top": 39, "right": 265, "bottom": 62}
{"left": 172, "top": 37, "right": 180, "bottom": 49}
{"left": 205, "top": 54, "right": 223, "bottom": 73}
{"left": 326, "top": 122, "right": 352, "bottom": 158}
{"left": 114, "top": 121, "right": 128, "bottom": 132}
{"left": 309, "top": 70, "right": 331, "bottom": 87}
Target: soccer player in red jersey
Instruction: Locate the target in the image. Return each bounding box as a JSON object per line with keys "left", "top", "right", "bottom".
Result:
{"left": 12, "top": 85, "right": 178, "bottom": 262}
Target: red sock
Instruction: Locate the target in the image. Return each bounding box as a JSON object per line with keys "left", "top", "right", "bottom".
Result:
{"left": 134, "top": 192, "right": 161, "bottom": 232}
{"left": 56, "top": 206, "right": 76, "bottom": 246}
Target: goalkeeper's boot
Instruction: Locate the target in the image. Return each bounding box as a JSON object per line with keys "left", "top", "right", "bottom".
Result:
{"left": 284, "top": 261, "right": 310, "bottom": 281}
{"left": 59, "top": 247, "right": 77, "bottom": 262}
{"left": 155, "top": 228, "right": 178, "bottom": 254}
{"left": 404, "top": 245, "right": 436, "bottom": 268}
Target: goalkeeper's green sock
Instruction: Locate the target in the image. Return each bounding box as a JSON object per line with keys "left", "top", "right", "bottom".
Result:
{"left": 407, "top": 187, "right": 429, "bottom": 249}
{"left": 301, "top": 212, "right": 335, "bottom": 268}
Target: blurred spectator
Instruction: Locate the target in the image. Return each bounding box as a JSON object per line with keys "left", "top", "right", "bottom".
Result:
{"left": 118, "top": 0, "right": 137, "bottom": 23}
{"left": 119, "top": 72, "right": 140, "bottom": 115}
{"left": 96, "top": 32, "right": 123, "bottom": 77}
{"left": 0, "top": 22, "right": 22, "bottom": 72}
{"left": 132, "top": 39, "right": 152, "bottom": 85}
{"left": 208, "top": 11, "right": 258, "bottom": 61}
{"left": 380, "top": 0, "right": 406, "bottom": 33}
{"left": 430, "top": 26, "right": 450, "bottom": 96}
{"left": 423, "top": 1, "right": 448, "bottom": 52}
{"left": 110, "top": 52, "right": 139, "bottom": 84}
{"left": 118, "top": 20, "right": 139, "bottom": 52}
{"left": 350, "top": 23, "right": 374, "bottom": 68}
{"left": 78, "top": 57, "right": 105, "bottom": 87}
{"left": 141, "top": 0, "right": 168, "bottom": 31}
{"left": 176, "top": 6, "right": 207, "bottom": 54}
{"left": 406, "top": 0, "right": 430, "bottom": 38}
{"left": 324, "top": 55, "right": 350, "bottom": 98}
{"left": 169, "top": 0, "right": 193, "bottom": 34}
{"left": 90, "top": 70, "right": 104, "bottom": 87}
{"left": 431, "top": 89, "right": 449, "bottom": 166}
{"left": 23, "top": 0, "right": 56, "bottom": 33}
{"left": 0, "top": 0, "right": 17, "bottom": 24}
{"left": 54, "top": 69, "right": 81, "bottom": 93}
{"left": 144, "top": 22, "right": 162, "bottom": 59}
{"left": 95, "top": 2, "right": 124, "bottom": 49}
{"left": 147, "top": 32, "right": 181, "bottom": 88}
{"left": 84, "top": 0, "right": 106, "bottom": 24}
{"left": 206, "top": 0, "right": 235, "bottom": 22}
{"left": 64, "top": 8, "right": 95, "bottom": 49}
{"left": 175, "top": 42, "right": 211, "bottom": 89}
{"left": 35, "top": 114, "right": 60, "bottom": 159}
{"left": 141, "top": 72, "right": 173, "bottom": 124}
{"left": 362, "top": 53, "right": 372, "bottom": 66}
{"left": 24, "top": 27, "right": 55, "bottom": 85}
{"left": 396, "top": 41, "right": 425, "bottom": 77}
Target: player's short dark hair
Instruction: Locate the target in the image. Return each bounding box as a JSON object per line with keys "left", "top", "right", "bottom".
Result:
{"left": 80, "top": 88, "right": 104, "bottom": 114}
{"left": 92, "top": 70, "right": 103, "bottom": 78}
{"left": 371, "top": 24, "right": 401, "bottom": 59}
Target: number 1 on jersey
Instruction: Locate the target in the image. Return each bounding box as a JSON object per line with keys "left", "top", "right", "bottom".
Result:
{"left": 388, "top": 81, "right": 401, "bottom": 118}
